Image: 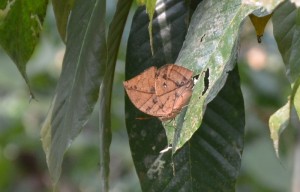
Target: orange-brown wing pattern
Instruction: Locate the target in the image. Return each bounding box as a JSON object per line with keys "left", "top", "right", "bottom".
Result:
{"left": 155, "top": 64, "right": 194, "bottom": 96}
{"left": 124, "top": 64, "right": 194, "bottom": 121}
{"left": 158, "top": 80, "right": 193, "bottom": 121}
{"left": 124, "top": 66, "right": 170, "bottom": 117}
{"left": 123, "top": 66, "right": 156, "bottom": 94}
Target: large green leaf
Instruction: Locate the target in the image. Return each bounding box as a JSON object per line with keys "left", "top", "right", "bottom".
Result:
{"left": 0, "top": 0, "right": 48, "bottom": 96}
{"left": 168, "top": 0, "right": 256, "bottom": 152}
{"left": 125, "top": 0, "right": 245, "bottom": 191}
{"left": 41, "top": 0, "right": 107, "bottom": 185}
{"left": 271, "top": 1, "right": 300, "bottom": 156}
{"left": 273, "top": 1, "right": 300, "bottom": 83}
{"left": 52, "top": 0, "right": 75, "bottom": 42}
{"left": 125, "top": 0, "right": 190, "bottom": 190}
{"left": 99, "top": 0, "right": 132, "bottom": 191}
{"left": 142, "top": 67, "right": 244, "bottom": 191}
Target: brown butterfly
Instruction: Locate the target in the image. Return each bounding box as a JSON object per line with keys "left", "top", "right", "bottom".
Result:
{"left": 123, "top": 64, "right": 194, "bottom": 121}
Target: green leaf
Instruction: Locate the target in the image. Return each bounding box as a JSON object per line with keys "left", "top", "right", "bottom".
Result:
{"left": 99, "top": 0, "right": 132, "bottom": 191}
{"left": 41, "top": 0, "right": 107, "bottom": 185}
{"left": 145, "top": 0, "right": 157, "bottom": 55}
{"left": 125, "top": 0, "right": 245, "bottom": 190}
{"left": 0, "top": 0, "right": 48, "bottom": 96}
{"left": 268, "top": 95, "right": 298, "bottom": 160}
{"left": 242, "top": 0, "right": 284, "bottom": 11}
{"left": 169, "top": 0, "right": 256, "bottom": 152}
{"left": 52, "top": 0, "right": 75, "bottom": 42}
{"left": 292, "top": 77, "right": 300, "bottom": 117}
{"left": 269, "top": 102, "right": 290, "bottom": 157}
{"left": 273, "top": 1, "right": 300, "bottom": 83}
{"left": 137, "top": 0, "right": 157, "bottom": 16}
{"left": 135, "top": 0, "right": 157, "bottom": 54}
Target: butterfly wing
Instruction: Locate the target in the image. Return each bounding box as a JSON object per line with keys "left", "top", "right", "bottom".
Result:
{"left": 124, "top": 66, "right": 172, "bottom": 117}
{"left": 124, "top": 64, "right": 194, "bottom": 120}
{"left": 155, "top": 64, "right": 194, "bottom": 96}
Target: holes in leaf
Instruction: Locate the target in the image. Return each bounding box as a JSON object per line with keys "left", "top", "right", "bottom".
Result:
{"left": 193, "top": 68, "right": 210, "bottom": 98}
{"left": 201, "top": 68, "right": 209, "bottom": 95}
{"left": 192, "top": 74, "right": 199, "bottom": 85}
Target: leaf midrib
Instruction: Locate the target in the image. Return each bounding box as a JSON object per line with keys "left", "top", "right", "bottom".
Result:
{"left": 64, "top": 0, "right": 100, "bottom": 124}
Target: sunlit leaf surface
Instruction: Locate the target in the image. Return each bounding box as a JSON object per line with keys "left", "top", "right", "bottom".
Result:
{"left": 170, "top": 0, "right": 255, "bottom": 152}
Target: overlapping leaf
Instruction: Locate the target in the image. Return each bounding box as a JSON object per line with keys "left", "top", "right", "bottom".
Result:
{"left": 169, "top": 0, "right": 256, "bottom": 152}
{"left": 125, "top": 0, "right": 245, "bottom": 191}
{"left": 41, "top": 0, "right": 107, "bottom": 185}
{"left": 249, "top": 13, "right": 273, "bottom": 43}
{"left": 269, "top": 102, "right": 290, "bottom": 157}
{"left": 0, "top": 0, "right": 48, "bottom": 96}
{"left": 52, "top": 0, "right": 75, "bottom": 42}
{"left": 292, "top": 78, "right": 300, "bottom": 116}
{"left": 136, "top": 0, "right": 157, "bottom": 54}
